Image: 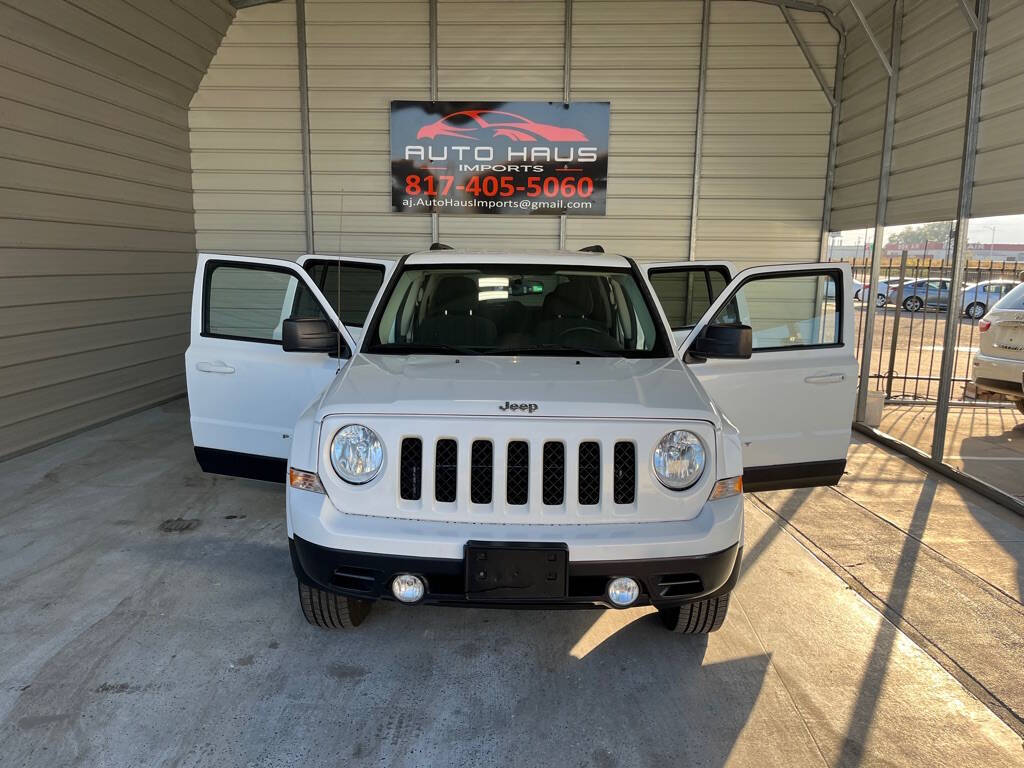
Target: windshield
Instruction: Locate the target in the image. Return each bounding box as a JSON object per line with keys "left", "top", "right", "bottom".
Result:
{"left": 363, "top": 264, "right": 672, "bottom": 357}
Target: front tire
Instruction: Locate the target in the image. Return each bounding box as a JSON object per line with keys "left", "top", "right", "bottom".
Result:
{"left": 965, "top": 301, "right": 986, "bottom": 319}
{"left": 875, "top": 293, "right": 887, "bottom": 308}
{"left": 298, "top": 581, "right": 371, "bottom": 629}
{"left": 903, "top": 295, "right": 923, "bottom": 312}
{"left": 658, "top": 594, "right": 730, "bottom": 634}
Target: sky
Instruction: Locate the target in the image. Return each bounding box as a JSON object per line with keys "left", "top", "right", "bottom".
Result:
{"left": 836, "top": 214, "right": 1024, "bottom": 245}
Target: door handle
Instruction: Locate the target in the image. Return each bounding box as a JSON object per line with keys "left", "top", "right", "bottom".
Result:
{"left": 196, "top": 361, "right": 235, "bottom": 374}
{"left": 804, "top": 373, "right": 844, "bottom": 384}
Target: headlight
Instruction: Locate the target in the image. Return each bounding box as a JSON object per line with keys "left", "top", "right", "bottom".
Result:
{"left": 653, "top": 430, "right": 705, "bottom": 490}
{"left": 330, "top": 424, "right": 384, "bottom": 484}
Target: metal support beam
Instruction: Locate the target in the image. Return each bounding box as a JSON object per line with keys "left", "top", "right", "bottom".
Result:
{"left": 559, "top": 0, "right": 573, "bottom": 249}
{"left": 855, "top": 0, "right": 903, "bottom": 423}
{"left": 819, "top": 27, "right": 846, "bottom": 261}
{"left": 781, "top": 5, "right": 836, "bottom": 107}
{"left": 931, "top": 0, "right": 989, "bottom": 460}
{"left": 688, "top": 0, "right": 711, "bottom": 261}
{"left": 429, "top": 0, "right": 439, "bottom": 244}
{"left": 955, "top": 0, "right": 980, "bottom": 30}
{"left": 295, "top": 0, "right": 314, "bottom": 253}
{"left": 847, "top": 0, "right": 894, "bottom": 77}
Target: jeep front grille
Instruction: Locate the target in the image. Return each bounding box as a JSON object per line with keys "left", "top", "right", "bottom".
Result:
{"left": 399, "top": 438, "right": 422, "bottom": 500}
{"left": 542, "top": 441, "right": 565, "bottom": 505}
{"left": 506, "top": 441, "right": 529, "bottom": 505}
{"left": 434, "top": 439, "right": 457, "bottom": 503}
{"left": 470, "top": 440, "right": 493, "bottom": 504}
{"left": 578, "top": 441, "right": 601, "bottom": 505}
{"left": 398, "top": 437, "right": 638, "bottom": 507}
{"left": 613, "top": 442, "right": 636, "bottom": 504}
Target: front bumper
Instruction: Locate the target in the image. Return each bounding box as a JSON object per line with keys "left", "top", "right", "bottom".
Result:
{"left": 290, "top": 535, "right": 742, "bottom": 609}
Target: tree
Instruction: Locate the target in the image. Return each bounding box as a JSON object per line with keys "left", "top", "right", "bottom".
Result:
{"left": 886, "top": 222, "right": 952, "bottom": 247}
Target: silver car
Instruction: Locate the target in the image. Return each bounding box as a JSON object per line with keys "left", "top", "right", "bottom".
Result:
{"left": 961, "top": 280, "right": 1018, "bottom": 319}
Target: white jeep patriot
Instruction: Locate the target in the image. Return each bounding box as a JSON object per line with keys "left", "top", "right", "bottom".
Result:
{"left": 186, "top": 247, "right": 855, "bottom": 633}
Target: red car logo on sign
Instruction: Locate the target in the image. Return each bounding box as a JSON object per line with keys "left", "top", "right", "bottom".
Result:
{"left": 416, "top": 109, "right": 588, "bottom": 143}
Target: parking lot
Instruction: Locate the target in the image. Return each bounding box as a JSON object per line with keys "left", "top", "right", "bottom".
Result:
{"left": 1, "top": 401, "right": 1021, "bottom": 766}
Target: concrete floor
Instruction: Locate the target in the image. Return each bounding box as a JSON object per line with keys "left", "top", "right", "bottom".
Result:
{"left": 880, "top": 404, "right": 1024, "bottom": 498}
{"left": 1, "top": 400, "right": 1022, "bottom": 767}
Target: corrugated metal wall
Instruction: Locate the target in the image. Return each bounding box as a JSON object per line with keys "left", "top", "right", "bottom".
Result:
{"left": 0, "top": 0, "right": 231, "bottom": 459}
{"left": 565, "top": 0, "right": 699, "bottom": 259}
{"left": 829, "top": 0, "right": 890, "bottom": 231}
{"left": 699, "top": 1, "right": 836, "bottom": 264}
{"left": 308, "top": 0, "right": 430, "bottom": 255}
{"left": 828, "top": 0, "right": 1024, "bottom": 230}
{"left": 191, "top": 0, "right": 836, "bottom": 264}
{"left": 973, "top": 0, "right": 1024, "bottom": 217}
{"left": 190, "top": 0, "right": 305, "bottom": 257}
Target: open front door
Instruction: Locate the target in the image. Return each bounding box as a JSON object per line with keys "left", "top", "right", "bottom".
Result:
{"left": 646, "top": 261, "right": 735, "bottom": 347}
{"left": 185, "top": 253, "right": 386, "bottom": 482}
{"left": 681, "top": 263, "right": 857, "bottom": 492}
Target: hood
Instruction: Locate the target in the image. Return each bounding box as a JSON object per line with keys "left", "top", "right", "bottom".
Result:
{"left": 317, "top": 354, "right": 718, "bottom": 423}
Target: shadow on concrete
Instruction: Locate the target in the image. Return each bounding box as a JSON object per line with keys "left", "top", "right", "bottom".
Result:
{"left": 835, "top": 479, "right": 936, "bottom": 767}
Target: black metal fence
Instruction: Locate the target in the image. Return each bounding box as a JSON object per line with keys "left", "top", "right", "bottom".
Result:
{"left": 845, "top": 256, "right": 1023, "bottom": 405}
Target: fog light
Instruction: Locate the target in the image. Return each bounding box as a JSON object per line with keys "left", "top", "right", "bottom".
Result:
{"left": 391, "top": 573, "right": 425, "bottom": 604}
{"left": 607, "top": 577, "right": 640, "bottom": 608}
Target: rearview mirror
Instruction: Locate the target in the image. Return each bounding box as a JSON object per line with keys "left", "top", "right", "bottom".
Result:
{"left": 282, "top": 318, "right": 343, "bottom": 355}
{"left": 689, "top": 323, "right": 752, "bottom": 360}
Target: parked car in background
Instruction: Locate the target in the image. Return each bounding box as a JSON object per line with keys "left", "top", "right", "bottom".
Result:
{"left": 960, "top": 280, "right": 1019, "bottom": 319}
{"left": 890, "top": 278, "right": 951, "bottom": 312}
{"left": 972, "top": 282, "right": 1024, "bottom": 414}
{"left": 859, "top": 278, "right": 913, "bottom": 308}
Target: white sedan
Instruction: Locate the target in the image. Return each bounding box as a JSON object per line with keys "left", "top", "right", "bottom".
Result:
{"left": 972, "top": 282, "right": 1024, "bottom": 412}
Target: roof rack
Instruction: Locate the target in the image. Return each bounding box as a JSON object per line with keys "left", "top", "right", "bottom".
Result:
{"left": 429, "top": 242, "right": 454, "bottom": 251}
{"left": 578, "top": 244, "right": 604, "bottom": 253}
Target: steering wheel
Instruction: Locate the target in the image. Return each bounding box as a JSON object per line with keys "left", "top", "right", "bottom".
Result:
{"left": 558, "top": 326, "right": 607, "bottom": 339}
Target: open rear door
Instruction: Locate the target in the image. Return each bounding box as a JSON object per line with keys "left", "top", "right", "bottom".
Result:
{"left": 646, "top": 261, "right": 735, "bottom": 347}
{"left": 185, "top": 253, "right": 388, "bottom": 482}
{"left": 681, "top": 263, "right": 857, "bottom": 491}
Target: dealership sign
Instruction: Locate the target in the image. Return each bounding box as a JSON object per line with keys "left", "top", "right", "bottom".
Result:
{"left": 390, "top": 101, "right": 609, "bottom": 215}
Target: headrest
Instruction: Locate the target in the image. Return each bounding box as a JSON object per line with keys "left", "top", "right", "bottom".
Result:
{"left": 544, "top": 280, "right": 594, "bottom": 318}
{"left": 432, "top": 275, "right": 478, "bottom": 314}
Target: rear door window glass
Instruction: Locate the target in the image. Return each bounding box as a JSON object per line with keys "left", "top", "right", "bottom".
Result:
{"left": 650, "top": 267, "right": 731, "bottom": 330}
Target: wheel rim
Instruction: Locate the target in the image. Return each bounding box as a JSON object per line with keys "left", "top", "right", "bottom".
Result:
{"left": 876, "top": 294, "right": 886, "bottom": 307}
{"left": 968, "top": 303, "right": 985, "bottom": 319}
{"left": 905, "top": 297, "right": 921, "bottom": 311}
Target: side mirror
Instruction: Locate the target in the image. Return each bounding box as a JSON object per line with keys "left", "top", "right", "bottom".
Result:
{"left": 689, "top": 323, "right": 752, "bottom": 360}
{"left": 282, "top": 318, "right": 344, "bottom": 355}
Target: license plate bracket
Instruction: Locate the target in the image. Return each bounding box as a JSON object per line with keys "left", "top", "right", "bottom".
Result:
{"left": 465, "top": 541, "right": 568, "bottom": 599}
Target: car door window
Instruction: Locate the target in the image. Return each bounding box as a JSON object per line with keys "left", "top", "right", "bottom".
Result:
{"left": 205, "top": 263, "right": 328, "bottom": 343}
{"left": 649, "top": 266, "right": 731, "bottom": 330}
{"left": 709, "top": 272, "right": 840, "bottom": 350}
{"left": 302, "top": 260, "right": 386, "bottom": 327}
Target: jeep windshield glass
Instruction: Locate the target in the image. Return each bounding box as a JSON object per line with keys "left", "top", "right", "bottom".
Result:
{"left": 364, "top": 264, "right": 671, "bottom": 358}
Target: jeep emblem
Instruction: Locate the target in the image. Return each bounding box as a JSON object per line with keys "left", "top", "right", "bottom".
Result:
{"left": 499, "top": 401, "right": 538, "bottom": 414}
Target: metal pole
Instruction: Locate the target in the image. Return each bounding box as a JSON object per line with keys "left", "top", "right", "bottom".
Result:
{"left": 931, "top": 0, "right": 989, "bottom": 460}
{"left": 856, "top": 0, "right": 903, "bottom": 423}
{"left": 819, "top": 27, "right": 845, "bottom": 262}
{"left": 885, "top": 249, "right": 909, "bottom": 397}
{"left": 559, "top": 0, "right": 573, "bottom": 249}
{"left": 429, "top": 0, "right": 439, "bottom": 244}
{"left": 295, "top": 0, "right": 314, "bottom": 253}
{"left": 688, "top": 0, "right": 710, "bottom": 261}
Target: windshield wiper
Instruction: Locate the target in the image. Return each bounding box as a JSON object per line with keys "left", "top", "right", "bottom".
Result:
{"left": 482, "top": 344, "right": 618, "bottom": 357}
{"left": 364, "top": 342, "right": 480, "bottom": 356}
